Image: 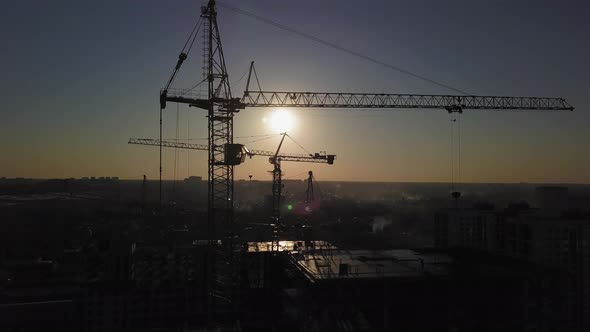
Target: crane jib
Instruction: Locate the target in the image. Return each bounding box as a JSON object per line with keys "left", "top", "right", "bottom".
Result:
{"left": 161, "top": 89, "right": 573, "bottom": 112}
{"left": 128, "top": 139, "right": 336, "bottom": 166}
{"left": 239, "top": 91, "right": 573, "bottom": 112}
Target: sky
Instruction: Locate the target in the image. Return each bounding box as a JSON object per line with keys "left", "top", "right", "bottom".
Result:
{"left": 1, "top": 0, "right": 589, "bottom": 183}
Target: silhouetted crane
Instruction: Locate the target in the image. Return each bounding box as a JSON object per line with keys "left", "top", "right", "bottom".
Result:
{"left": 306, "top": 171, "right": 314, "bottom": 203}
{"left": 152, "top": 0, "right": 574, "bottom": 311}
{"left": 128, "top": 137, "right": 335, "bottom": 222}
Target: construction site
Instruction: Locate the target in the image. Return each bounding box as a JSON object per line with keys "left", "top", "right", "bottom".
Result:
{"left": 122, "top": 1, "right": 575, "bottom": 330}
{"left": 2, "top": 1, "right": 589, "bottom": 331}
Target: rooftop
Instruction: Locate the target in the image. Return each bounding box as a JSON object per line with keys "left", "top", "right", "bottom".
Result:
{"left": 285, "top": 245, "right": 453, "bottom": 282}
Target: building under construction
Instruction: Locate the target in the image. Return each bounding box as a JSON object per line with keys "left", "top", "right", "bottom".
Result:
{"left": 233, "top": 240, "right": 566, "bottom": 331}
{"left": 114, "top": 0, "right": 576, "bottom": 330}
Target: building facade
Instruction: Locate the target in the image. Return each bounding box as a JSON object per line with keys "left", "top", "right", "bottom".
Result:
{"left": 435, "top": 204, "right": 590, "bottom": 331}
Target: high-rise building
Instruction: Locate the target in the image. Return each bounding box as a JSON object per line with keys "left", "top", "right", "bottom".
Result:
{"left": 434, "top": 205, "right": 497, "bottom": 250}
{"left": 435, "top": 203, "right": 590, "bottom": 331}
{"left": 500, "top": 210, "right": 589, "bottom": 331}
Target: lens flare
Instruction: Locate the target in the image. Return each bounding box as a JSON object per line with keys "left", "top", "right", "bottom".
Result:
{"left": 265, "top": 109, "right": 295, "bottom": 133}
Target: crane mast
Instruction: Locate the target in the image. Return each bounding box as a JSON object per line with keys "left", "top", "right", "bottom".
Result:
{"left": 270, "top": 134, "right": 287, "bottom": 225}
{"left": 306, "top": 171, "right": 314, "bottom": 203}
{"left": 159, "top": 0, "right": 243, "bottom": 314}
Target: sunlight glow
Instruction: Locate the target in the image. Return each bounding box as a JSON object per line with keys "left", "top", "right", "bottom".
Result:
{"left": 264, "top": 109, "right": 295, "bottom": 133}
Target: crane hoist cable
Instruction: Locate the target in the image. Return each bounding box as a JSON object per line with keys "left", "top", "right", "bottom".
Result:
{"left": 458, "top": 116, "right": 462, "bottom": 188}
{"left": 450, "top": 117, "right": 455, "bottom": 191}
{"left": 217, "top": 1, "right": 469, "bottom": 95}
{"left": 159, "top": 106, "right": 163, "bottom": 211}
{"left": 450, "top": 115, "right": 462, "bottom": 204}
{"left": 173, "top": 103, "right": 180, "bottom": 196}
{"left": 186, "top": 105, "right": 191, "bottom": 180}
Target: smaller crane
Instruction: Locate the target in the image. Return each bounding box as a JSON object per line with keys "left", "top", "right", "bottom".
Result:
{"left": 141, "top": 174, "right": 147, "bottom": 213}
{"left": 291, "top": 170, "right": 322, "bottom": 217}
{"left": 306, "top": 171, "right": 314, "bottom": 204}
{"left": 128, "top": 137, "right": 335, "bottom": 222}
{"left": 304, "top": 170, "right": 322, "bottom": 214}
{"left": 266, "top": 133, "right": 334, "bottom": 223}
{"left": 299, "top": 171, "right": 324, "bottom": 215}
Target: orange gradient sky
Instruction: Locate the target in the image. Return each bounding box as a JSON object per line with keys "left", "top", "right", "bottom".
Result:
{"left": 1, "top": 0, "right": 589, "bottom": 183}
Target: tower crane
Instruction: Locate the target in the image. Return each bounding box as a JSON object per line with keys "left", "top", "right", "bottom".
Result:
{"left": 306, "top": 171, "right": 315, "bottom": 204}
{"left": 292, "top": 170, "right": 322, "bottom": 217}
{"left": 160, "top": 0, "right": 573, "bottom": 238}
{"left": 153, "top": 0, "right": 574, "bottom": 309}
{"left": 162, "top": 59, "right": 573, "bottom": 231}
{"left": 159, "top": 0, "right": 572, "bottom": 236}
{"left": 128, "top": 137, "right": 335, "bottom": 222}
{"left": 130, "top": 136, "right": 334, "bottom": 253}
{"left": 266, "top": 133, "right": 335, "bottom": 223}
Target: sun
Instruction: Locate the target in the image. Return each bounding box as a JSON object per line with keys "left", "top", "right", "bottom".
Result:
{"left": 263, "top": 109, "right": 295, "bottom": 133}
